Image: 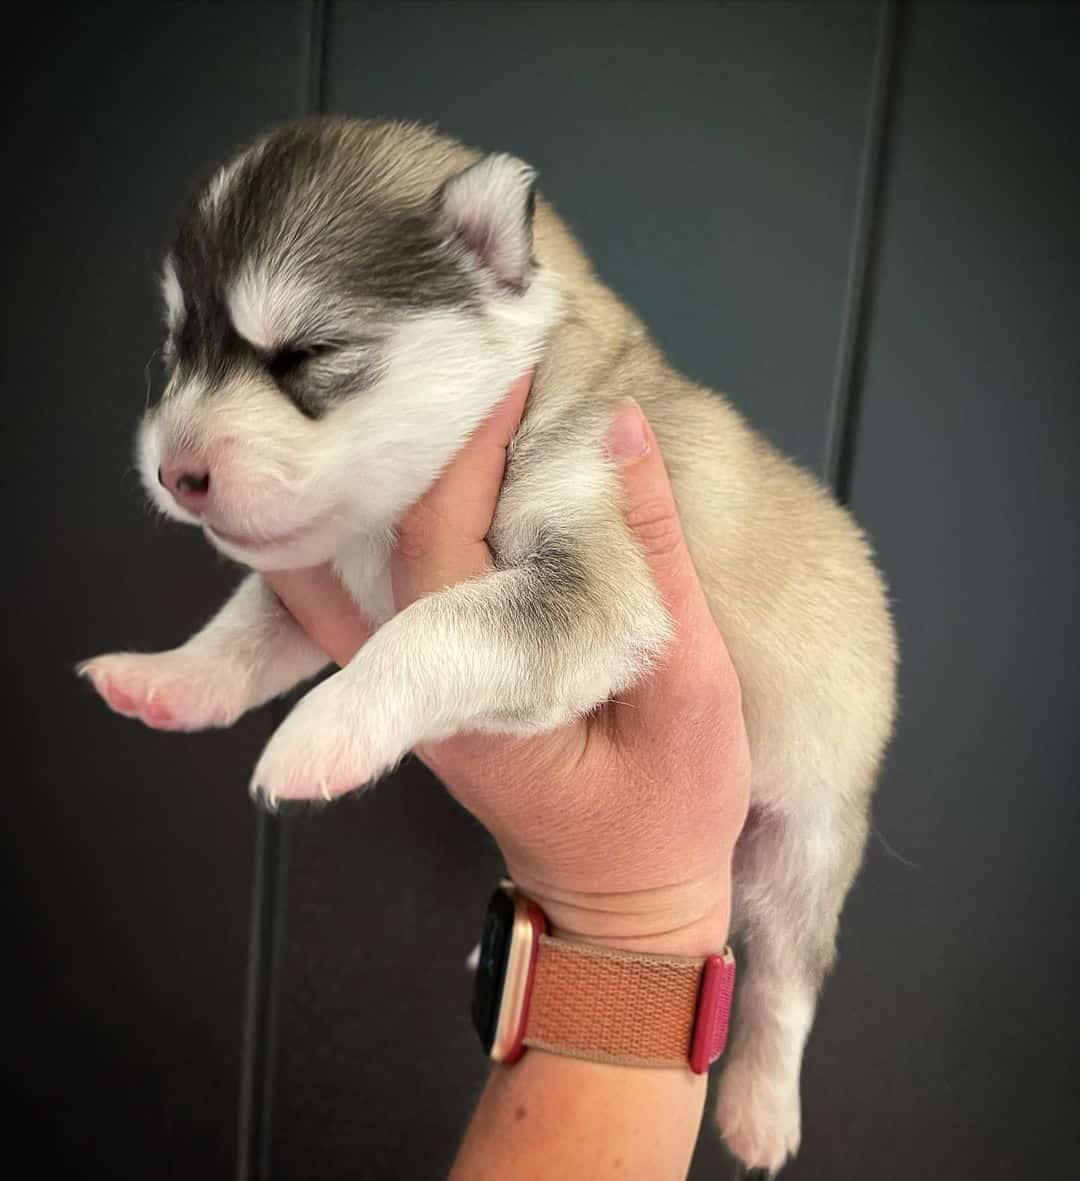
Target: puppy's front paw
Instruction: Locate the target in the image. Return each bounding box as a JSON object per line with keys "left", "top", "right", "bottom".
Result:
{"left": 77, "top": 650, "right": 249, "bottom": 732}
{"left": 250, "top": 671, "right": 406, "bottom": 806}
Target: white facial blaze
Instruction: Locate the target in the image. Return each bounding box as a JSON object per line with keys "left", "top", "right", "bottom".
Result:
{"left": 160, "top": 256, "right": 184, "bottom": 333}
{"left": 200, "top": 154, "right": 247, "bottom": 219}
{"left": 227, "top": 266, "right": 282, "bottom": 352}
{"left": 227, "top": 266, "right": 332, "bottom": 353}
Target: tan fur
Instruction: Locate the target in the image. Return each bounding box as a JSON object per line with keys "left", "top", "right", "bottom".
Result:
{"left": 520, "top": 206, "right": 897, "bottom": 1170}
{"left": 80, "top": 119, "right": 897, "bottom": 1173}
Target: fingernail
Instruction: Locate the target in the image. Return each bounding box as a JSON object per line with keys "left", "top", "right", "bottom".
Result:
{"left": 605, "top": 398, "right": 650, "bottom": 464}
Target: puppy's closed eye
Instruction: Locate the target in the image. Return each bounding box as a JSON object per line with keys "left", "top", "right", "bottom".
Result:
{"left": 266, "top": 342, "right": 338, "bottom": 383}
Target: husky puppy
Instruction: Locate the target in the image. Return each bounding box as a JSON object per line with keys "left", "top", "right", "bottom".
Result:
{"left": 79, "top": 118, "right": 896, "bottom": 1173}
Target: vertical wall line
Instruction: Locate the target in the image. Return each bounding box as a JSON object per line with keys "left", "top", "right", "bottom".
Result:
{"left": 823, "top": 0, "right": 905, "bottom": 505}
{"left": 236, "top": 808, "right": 290, "bottom": 1181}
{"left": 307, "top": 0, "right": 330, "bottom": 117}
{"left": 236, "top": 5, "right": 330, "bottom": 1180}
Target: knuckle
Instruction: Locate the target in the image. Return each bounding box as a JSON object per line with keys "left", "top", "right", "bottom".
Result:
{"left": 623, "top": 496, "right": 684, "bottom": 563}
{"left": 394, "top": 503, "right": 440, "bottom": 562}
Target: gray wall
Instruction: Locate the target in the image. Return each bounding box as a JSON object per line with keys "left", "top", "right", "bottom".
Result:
{"left": 5, "top": 3, "right": 1077, "bottom": 1178}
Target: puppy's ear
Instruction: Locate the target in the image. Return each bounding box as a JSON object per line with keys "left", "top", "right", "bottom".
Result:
{"left": 439, "top": 154, "right": 537, "bottom": 291}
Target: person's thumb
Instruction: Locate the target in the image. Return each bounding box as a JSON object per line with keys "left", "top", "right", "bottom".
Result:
{"left": 606, "top": 399, "right": 707, "bottom": 624}
{"left": 605, "top": 399, "right": 740, "bottom": 718}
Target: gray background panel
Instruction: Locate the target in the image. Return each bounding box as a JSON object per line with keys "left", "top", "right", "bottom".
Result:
{"left": 1, "top": 6, "right": 306, "bottom": 1176}
{"left": 323, "top": 0, "right": 879, "bottom": 473}
{"left": 837, "top": 3, "right": 1080, "bottom": 1177}
{"left": 5, "top": 2, "right": 1078, "bottom": 1178}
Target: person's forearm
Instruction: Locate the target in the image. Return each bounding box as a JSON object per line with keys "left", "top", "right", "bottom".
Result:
{"left": 449, "top": 1052, "right": 707, "bottom": 1181}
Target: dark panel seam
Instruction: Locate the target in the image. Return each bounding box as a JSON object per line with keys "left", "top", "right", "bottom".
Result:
{"left": 236, "top": 809, "right": 291, "bottom": 1181}
{"left": 823, "top": 0, "right": 906, "bottom": 505}
{"left": 307, "top": 0, "right": 330, "bottom": 118}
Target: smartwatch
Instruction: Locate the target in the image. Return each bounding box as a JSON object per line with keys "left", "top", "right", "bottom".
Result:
{"left": 471, "top": 883, "right": 736, "bottom": 1073}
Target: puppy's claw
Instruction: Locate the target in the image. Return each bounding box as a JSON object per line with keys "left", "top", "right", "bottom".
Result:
{"left": 249, "top": 670, "right": 406, "bottom": 804}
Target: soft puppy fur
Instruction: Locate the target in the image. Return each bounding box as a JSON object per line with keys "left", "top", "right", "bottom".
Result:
{"left": 79, "top": 118, "right": 897, "bottom": 1173}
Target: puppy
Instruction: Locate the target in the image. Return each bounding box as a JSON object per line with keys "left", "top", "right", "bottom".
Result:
{"left": 80, "top": 118, "right": 897, "bottom": 1173}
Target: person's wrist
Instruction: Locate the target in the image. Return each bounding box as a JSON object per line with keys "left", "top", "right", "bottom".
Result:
{"left": 512, "top": 869, "right": 733, "bottom": 958}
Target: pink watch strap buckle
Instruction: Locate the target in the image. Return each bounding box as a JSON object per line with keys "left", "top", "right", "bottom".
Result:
{"left": 689, "top": 950, "right": 737, "bottom": 1074}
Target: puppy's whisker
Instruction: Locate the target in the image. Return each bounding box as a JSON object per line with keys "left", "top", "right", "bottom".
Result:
{"left": 142, "top": 348, "right": 160, "bottom": 412}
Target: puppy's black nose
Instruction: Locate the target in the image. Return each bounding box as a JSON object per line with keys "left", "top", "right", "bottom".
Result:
{"left": 159, "top": 461, "right": 211, "bottom": 514}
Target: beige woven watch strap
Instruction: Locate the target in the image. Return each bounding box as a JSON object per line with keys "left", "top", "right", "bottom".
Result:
{"left": 522, "top": 934, "right": 712, "bottom": 1068}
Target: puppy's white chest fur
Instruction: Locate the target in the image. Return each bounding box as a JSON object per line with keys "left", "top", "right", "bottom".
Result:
{"left": 334, "top": 534, "right": 394, "bottom": 628}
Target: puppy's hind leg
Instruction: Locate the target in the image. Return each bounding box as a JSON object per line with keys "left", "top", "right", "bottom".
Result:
{"left": 716, "top": 797, "right": 869, "bottom": 1175}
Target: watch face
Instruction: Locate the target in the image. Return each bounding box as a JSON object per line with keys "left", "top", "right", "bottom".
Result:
{"left": 471, "top": 888, "right": 515, "bottom": 1054}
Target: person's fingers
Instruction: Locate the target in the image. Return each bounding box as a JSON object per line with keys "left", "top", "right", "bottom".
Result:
{"left": 265, "top": 565, "right": 374, "bottom": 667}
{"left": 392, "top": 370, "right": 532, "bottom": 608}
{"left": 606, "top": 400, "right": 741, "bottom": 719}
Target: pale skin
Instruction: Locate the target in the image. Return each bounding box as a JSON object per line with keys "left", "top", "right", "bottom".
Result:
{"left": 267, "top": 374, "right": 752, "bottom": 1180}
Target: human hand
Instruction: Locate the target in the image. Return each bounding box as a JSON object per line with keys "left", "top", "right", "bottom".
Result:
{"left": 267, "top": 374, "right": 750, "bottom": 955}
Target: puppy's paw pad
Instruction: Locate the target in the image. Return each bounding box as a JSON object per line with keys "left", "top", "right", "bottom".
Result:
{"left": 77, "top": 651, "right": 245, "bottom": 732}
{"left": 715, "top": 1057, "right": 801, "bottom": 1175}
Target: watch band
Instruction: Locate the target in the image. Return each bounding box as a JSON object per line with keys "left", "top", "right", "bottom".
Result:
{"left": 523, "top": 934, "right": 736, "bottom": 1072}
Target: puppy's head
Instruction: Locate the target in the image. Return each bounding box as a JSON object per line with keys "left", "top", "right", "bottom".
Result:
{"left": 139, "top": 118, "right": 560, "bottom": 570}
